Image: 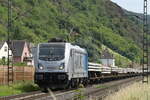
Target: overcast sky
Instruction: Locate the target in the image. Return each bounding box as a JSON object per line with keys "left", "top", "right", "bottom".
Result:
{"left": 111, "top": 0, "right": 150, "bottom": 14}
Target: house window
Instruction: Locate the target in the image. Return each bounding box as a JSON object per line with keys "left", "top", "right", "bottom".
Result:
{"left": 4, "top": 46, "right": 7, "bottom": 52}
{"left": 25, "top": 52, "right": 27, "bottom": 56}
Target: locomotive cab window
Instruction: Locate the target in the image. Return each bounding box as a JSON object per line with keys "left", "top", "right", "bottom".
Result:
{"left": 39, "top": 44, "right": 65, "bottom": 61}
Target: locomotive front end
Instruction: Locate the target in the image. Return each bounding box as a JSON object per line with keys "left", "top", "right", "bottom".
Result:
{"left": 34, "top": 43, "right": 68, "bottom": 89}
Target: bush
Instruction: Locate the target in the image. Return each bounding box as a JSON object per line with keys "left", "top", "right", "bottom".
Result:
{"left": 13, "top": 81, "right": 40, "bottom": 92}
{"left": 14, "top": 62, "right": 27, "bottom": 66}
{"left": 0, "top": 59, "right": 7, "bottom": 65}
{"left": 0, "top": 81, "right": 40, "bottom": 96}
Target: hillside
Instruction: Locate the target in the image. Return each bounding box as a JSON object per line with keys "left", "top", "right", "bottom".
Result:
{"left": 0, "top": 0, "right": 143, "bottom": 64}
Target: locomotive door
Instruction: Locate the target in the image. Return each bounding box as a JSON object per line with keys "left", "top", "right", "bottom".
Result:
{"left": 71, "top": 50, "right": 78, "bottom": 74}
{"left": 71, "top": 49, "right": 83, "bottom": 77}
{"left": 70, "top": 49, "right": 75, "bottom": 75}
{"left": 72, "top": 50, "right": 75, "bottom": 73}
{"left": 73, "top": 51, "right": 82, "bottom": 74}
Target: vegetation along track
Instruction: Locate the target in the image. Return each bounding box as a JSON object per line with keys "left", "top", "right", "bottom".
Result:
{"left": 0, "top": 91, "right": 45, "bottom": 100}
{"left": 0, "top": 77, "right": 142, "bottom": 100}
{"left": 83, "top": 77, "right": 142, "bottom": 100}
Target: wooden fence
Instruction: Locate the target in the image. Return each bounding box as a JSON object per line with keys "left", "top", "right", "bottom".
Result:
{"left": 0, "top": 66, "right": 34, "bottom": 85}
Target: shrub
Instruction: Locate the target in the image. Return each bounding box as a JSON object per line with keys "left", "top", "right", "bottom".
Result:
{"left": 14, "top": 62, "right": 27, "bottom": 66}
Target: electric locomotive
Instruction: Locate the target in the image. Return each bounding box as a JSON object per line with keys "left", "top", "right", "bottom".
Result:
{"left": 33, "top": 42, "right": 88, "bottom": 90}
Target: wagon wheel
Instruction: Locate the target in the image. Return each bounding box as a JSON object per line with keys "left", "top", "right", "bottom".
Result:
{"left": 64, "top": 80, "right": 71, "bottom": 89}
{"left": 42, "top": 87, "right": 48, "bottom": 93}
{"left": 71, "top": 79, "right": 77, "bottom": 88}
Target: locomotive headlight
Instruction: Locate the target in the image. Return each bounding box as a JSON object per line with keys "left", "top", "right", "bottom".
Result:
{"left": 59, "top": 63, "right": 65, "bottom": 70}
{"left": 38, "top": 64, "right": 44, "bottom": 70}
{"left": 39, "top": 66, "right": 44, "bottom": 70}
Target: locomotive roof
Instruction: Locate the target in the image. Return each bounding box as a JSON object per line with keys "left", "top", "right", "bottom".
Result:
{"left": 69, "top": 43, "right": 87, "bottom": 53}
{"left": 39, "top": 42, "right": 87, "bottom": 53}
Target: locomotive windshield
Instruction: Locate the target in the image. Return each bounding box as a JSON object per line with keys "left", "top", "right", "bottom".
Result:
{"left": 39, "top": 44, "right": 65, "bottom": 61}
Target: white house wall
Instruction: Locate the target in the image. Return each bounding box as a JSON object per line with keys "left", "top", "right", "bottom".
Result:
{"left": 100, "top": 59, "right": 115, "bottom": 67}
{"left": 0, "top": 42, "right": 12, "bottom": 60}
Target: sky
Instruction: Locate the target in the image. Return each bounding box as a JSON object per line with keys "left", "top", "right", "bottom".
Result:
{"left": 111, "top": 0, "right": 150, "bottom": 14}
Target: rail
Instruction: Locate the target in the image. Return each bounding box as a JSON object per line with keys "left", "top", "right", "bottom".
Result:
{"left": 0, "top": 76, "right": 142, "bottom": 100}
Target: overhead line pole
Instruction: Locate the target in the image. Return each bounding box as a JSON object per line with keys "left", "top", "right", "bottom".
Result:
{"left": 142, "top": 0, "right": 149, "bottom": 83}
{"left": 7, "top": 0, "right": 13, "bottom": 85}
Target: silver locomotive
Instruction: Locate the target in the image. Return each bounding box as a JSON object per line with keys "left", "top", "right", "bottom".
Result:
{"left": 33, "top": 42, "right": 88, "bottom": 89}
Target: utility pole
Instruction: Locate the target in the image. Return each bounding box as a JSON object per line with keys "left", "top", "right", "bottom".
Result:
{"left": 7, "top": 0, "right": 13, "bottom": 85}
{"left": 142, "top": 0, "right": 149, "bottom": 83}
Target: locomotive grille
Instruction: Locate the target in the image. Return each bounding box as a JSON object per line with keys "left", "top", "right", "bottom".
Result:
{"left": 47, "top": 67, "right": 58, "bottom": 70}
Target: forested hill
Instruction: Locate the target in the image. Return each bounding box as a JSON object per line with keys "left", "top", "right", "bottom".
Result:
{"left": 0, "top": 0, "right": 143, "bottom": 64}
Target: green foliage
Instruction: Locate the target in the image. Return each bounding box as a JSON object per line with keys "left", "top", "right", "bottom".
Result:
{"left": 0, "top": 0, "right": 143, "bottom": 64}
{"left": 14, "top": 62, "right": 27, "bottom": 66}
{"left": 74, "top": 89, "right": 85, "bottom": 100}
{"left": 102, "top": 45, "right": 132, "bottom": 68}
{"left": 0, "top": 59, "right": 4, "bottom": 65}
{"left": 100, "top": 26, "right": 142, "bottom": 62}
{"left": 0, "top": 59, "right": 7, "bottom": 65}
{"left": 13, "top": 81, "right": 40, "bottom": 92}
{"left": 0, "top": 81, "right": 40, "bottom": 96}
{"left": 96, "top": 85, "right": 108, "bottom": 89}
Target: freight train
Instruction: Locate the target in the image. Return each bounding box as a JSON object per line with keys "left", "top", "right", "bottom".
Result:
{"left": 33, "top": 42, "right": 142, "bottom": 90}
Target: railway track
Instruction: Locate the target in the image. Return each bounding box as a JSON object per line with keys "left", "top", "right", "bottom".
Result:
{"left": 0, "top": 91, "right": 44, "bottom": 100}
{"left": 83, "top": 77, "right": 142, "bottom": 100}
{"left": 0, "top": 76, "right": 142, "bottom": 100}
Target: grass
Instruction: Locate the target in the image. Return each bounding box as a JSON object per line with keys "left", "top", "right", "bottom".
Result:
{"left": 0, "top": 81, "right": 40, "bottom": 97}
{"left": 104, "top": 81, "right": 150, "bottom": 100}
{"left": 74, "top": 89, "right": 85, "bottom": 100}
{"left": 95, "top": 84, "right": 108, "bottom": 89}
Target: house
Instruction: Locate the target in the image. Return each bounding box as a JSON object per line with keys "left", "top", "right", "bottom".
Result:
{"left": 100, "top": 49, "right": 115, "bottom": 67}
{"left": 0, "top": 41, "right": 12, "bottom": 61}
{"left": 10, "top": 40, "right": 32, "bottom": 65}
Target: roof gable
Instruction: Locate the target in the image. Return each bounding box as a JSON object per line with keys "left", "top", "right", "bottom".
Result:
{"left": 11, "top": 40, "right": 26, "bottom": 57}
{"left": 0, "top": 41, "right": 6, "bottom": 49}
{"left": 101, "top": 49, "right": 114, "bottom": 59}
